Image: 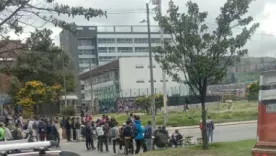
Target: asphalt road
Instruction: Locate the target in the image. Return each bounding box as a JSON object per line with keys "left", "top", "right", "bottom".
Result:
{"left": 58, "top": 123, "right": 257, "bottom": 156}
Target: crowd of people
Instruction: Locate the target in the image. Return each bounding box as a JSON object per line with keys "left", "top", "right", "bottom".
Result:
{"left": 0, "top": 111, "right": 215, "bottom": 155}
{"left": 79, "top": 113, "right": 186, "bottom": 155}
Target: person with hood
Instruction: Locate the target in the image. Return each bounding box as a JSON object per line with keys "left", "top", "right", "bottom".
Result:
{"left": 134, "top": 116, "right": 147, "bottom": 154}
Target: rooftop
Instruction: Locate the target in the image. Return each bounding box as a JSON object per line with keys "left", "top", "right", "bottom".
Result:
{"left": 78, "top": 60, "right": 119, "bottom": 80}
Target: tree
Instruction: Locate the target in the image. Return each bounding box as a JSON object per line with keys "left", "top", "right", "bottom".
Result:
{"left": 0, "top": 0, "right": 106, "bottom": 46}
{"left": 16, "top": 80, "right": 61, "bottom": 113}
{"left": 4, "top": 29, "right": 75, "bottom": 92}
{"left": 246, "top": 81, "right": 259, "bottom": 101}
{"left": 135, "top": 94, "right": 163, "bottom": 114}
{"left": 154, "top": 0, "right": 259, "bottom": 149}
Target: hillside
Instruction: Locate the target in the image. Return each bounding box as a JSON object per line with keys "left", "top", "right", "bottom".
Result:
{"left": 222, "top": 57, "right": 276, "bottom": 83}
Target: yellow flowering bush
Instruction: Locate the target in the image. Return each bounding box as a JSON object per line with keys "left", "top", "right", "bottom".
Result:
{"left": 16, "top": 81, "right": 62, "bottom": 112}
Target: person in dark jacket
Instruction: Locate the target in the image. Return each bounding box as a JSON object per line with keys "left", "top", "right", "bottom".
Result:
{"left": 65, "top": 117, "right": 71, "bottom": 141}
{"left": 85, "top": 121, "right": 95, "bottom": 150}
{"left": 72, "top": 118, "right": 77, "bottom": 141}
{"left": 38, "top": 119, "right": 47, "bottom": 141}
{"left": 46, "top": 120, "right": 53, "bottom": 141}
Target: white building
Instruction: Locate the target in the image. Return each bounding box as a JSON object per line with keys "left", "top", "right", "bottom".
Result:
{"left": 97, "top": 26, "right": 172, "bottom": 66}
{"left": 79, "top": 57, "right": 188, "bottom": 103}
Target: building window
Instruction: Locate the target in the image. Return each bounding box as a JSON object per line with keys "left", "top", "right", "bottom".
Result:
{"left": 81, "top": 85, "right": 85, "bottom": 90}
{"left": 164, "top": 38, "right": 172, "bottom": 43}
{"left": 78, "top": 39, "right": 93, "bottom": 46}
{"left": 89, "top": 27, "right": 96, "bottom": 30}
{"left": 134, "top": 38, "right": 148, "bottom": 43}
{"left": 136, "top": 80, "right": 145, "bottom": 83}
{"left": 117, "top": 38, "right": 133, "bottom": 44}
{"left": 148, "top": 65, "right": 156, "bottom": 68}
{"left": 79, "top": 49, "right": 95, "bottom": 55}
{"left": 160, "top": 80, "right": 169, "bottom": 82}
{"left": 135, "top": 65, "right": 144, "bottom": 69}
{"left": 81, "top": 93, "right": 85, "bottom": 99}
{"left": 108, "top": 47, "right": 116, "bottom": 53}
{"left": 79, "top": 58, "right": 95, "bottom": 64}
{"left": 98, "top": 38, "right": 115, "bottom": 44}
{"left": 98, "top": 47, "right": 107, "bottom": 53}
{"left": 135, "top": 47, "right": 149, "bottom": 53}
{"left": 148, "top": 80, "right": 157, "bottom": 82}
{"left": 99, "top": 56, "right": 116, "bottom": 62}
{"left": 151, "top": 38, "right": 161, "bottom": 43}
{"left": 118, "top": 47, "right": 133, "bottom": 53}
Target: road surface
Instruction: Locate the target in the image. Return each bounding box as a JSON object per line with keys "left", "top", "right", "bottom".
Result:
{"left": 58, "top": 123, "right": 257, "bottom": 156}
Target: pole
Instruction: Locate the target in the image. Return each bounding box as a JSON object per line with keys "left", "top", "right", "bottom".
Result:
{"left": 158, "top": 0, "right": 168, "bottom": 125}
{"left": 89, "top": 60, "right": 94, "bottom": 114}
{"left": 146, "top": 3, "right": 156, "bottom": 129}
{"left": 61, "top": 49, "right": 67, "bottom": 107}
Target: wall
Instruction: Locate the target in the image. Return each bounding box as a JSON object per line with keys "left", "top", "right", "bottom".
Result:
{"left": 119, "top": 57, "right": 188, "bottom": 97}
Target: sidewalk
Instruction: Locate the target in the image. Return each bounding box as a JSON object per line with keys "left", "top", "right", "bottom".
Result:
{"left": 166, "top": 120, "right": 257, "bottom": 131}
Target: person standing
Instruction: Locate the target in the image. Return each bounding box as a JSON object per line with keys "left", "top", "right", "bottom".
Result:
{"left": 206, "top": 116, "right": 215, "bottom": 143}
{"left": 53, "top": 120, "right": 60, "bottom": 147}
{"left": 144, "top": 121, "right": 153, "bottom": 151}
{"left": 134, "top": 116, "right": 147, "bottom": 154}
{"left": 75, "top": 117, "right": 81, "bottom": 142}
{"left": 102, "top": 122, "right": 109, "bottom": 152}
{"left": 65, "top": 117, "right": 71, "bottom": 141}
{"left": 85, "top": 121, "right": 95, "bottom": 150}
{"left": 110, "top": 122, "right": 119, "bottom": 154}
{"left": 60, "top": 116, "right": 66, "bottom": 139}
{"left": 96, "top": 123, "right": 105, "bottom": 152}
{"left": 0, "top": 123, "right": 5, "bottom": 141}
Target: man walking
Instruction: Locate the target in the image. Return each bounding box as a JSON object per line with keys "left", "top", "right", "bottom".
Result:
{"left": 144, "top": 121, "right": 153, "bottom": 151}
{"left": 206, "top": 116, "right": 215, "bottom": 143}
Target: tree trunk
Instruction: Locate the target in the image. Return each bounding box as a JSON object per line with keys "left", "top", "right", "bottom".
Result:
{"left": 201, "top": 78, "right": 208, "bottom": 150}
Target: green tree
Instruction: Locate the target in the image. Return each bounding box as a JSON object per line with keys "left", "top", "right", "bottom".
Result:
{"left": 154, "top": 0, "right": 259, "bottom": 149}
{"left": 135, "top": 94, "right": 163, "bottom": 115}
{"left": 4, "top": 29, "right": 75, "bottom": 93}
{"left": 246, "top": 81, "right": 259, "bottom": 101}
{"left": 0, "top": 0, "right": 106, "bottom": 42}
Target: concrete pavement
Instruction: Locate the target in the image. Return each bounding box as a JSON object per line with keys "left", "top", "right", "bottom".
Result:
{"left": 58, "top": 122, "right": 257, "bottom": 156}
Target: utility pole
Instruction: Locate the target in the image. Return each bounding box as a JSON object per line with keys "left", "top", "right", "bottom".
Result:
{"left": 89, "top": 59, "right": 94, "bottom": 114}
{"left": 61, "top": 49, "right": 67, "bottom": 107}
{"left": 158, "top": 0, "right": 168, "bottom": 125}
{"left": 146, "top": 3, "right": 156, "bottom": 129}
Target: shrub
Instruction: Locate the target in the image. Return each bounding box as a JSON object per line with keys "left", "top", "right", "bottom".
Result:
{"left": 61, "top": 106, "right": 75, "bottom": 116}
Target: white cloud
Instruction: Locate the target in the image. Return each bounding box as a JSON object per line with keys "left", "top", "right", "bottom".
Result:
{"left": 7, "top": 0, "right": 276, "bottom": 57}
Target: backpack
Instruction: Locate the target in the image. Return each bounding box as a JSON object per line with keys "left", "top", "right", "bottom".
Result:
{"left": 110, "top": 127, "right": 116, "bottom": 138}
{"left": 12, "top": 128, "right": 21, "bottom": 140}
{"left": 144, "top": 126, "right": 152, "bottom": 138}
{"left": 32, "top": 121, "right": 38, "bottom": 130}
{"left": 96, "top": 126, "right": 104, "bottom": 136}
{"left": 38, "top": 121, "right": 46, "bottom": 133}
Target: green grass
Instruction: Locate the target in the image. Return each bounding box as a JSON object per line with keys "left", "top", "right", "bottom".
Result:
{"left": 139, "top": 139, "right": 255, "bottom": 156}
{"left": 95, "top": 101, "right": 258, "bottom": 127}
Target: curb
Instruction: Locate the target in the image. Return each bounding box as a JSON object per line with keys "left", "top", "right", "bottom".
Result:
{"left": 166, "top": 120, "right": 257, "bottom": 131}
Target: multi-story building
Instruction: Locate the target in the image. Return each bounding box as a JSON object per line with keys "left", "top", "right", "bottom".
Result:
{"left": 78, "top": 57, "right": 188, "bottom": 104}
{"left": 59, "top": 25, "right": 173, "bottom": 108}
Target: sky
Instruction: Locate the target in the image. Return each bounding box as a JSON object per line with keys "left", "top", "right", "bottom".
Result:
{"left": 11, "top": 0, "right": 276, "bottom": 57}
